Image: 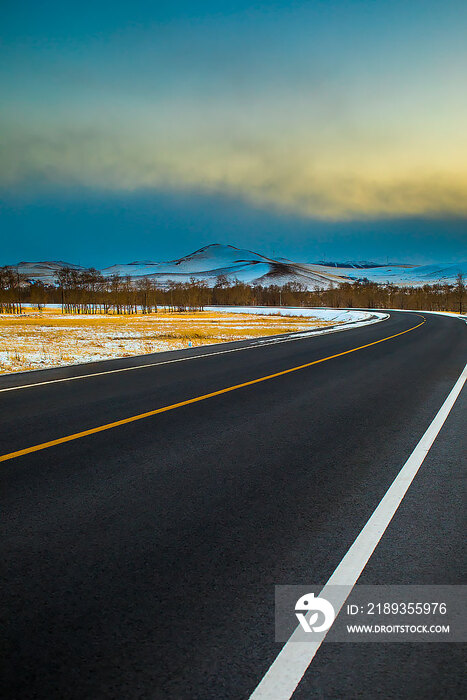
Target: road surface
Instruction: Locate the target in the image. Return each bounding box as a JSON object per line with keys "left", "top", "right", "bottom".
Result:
{"left": 1, "top": 310, "right": 466, "bottom": 699}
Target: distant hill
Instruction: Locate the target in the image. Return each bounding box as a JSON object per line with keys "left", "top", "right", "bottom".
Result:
{"left": 99, "top": 244, "right": 346, "bottom": 289}
{"left": 7, "top": 244, "right": 467, "bottom": 289}
{"left": 9, "top": 261, "right": 86, "bottom": 282}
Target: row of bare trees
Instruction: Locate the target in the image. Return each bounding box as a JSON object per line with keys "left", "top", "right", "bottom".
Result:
{"left": 54, "top": 268, "right": 211, "bottom": 314}
{"left": 0, "top": 267, "right": 24, "bottom": 313}
{"left": 0, "top": 266, "right": 465, "bottom": 314}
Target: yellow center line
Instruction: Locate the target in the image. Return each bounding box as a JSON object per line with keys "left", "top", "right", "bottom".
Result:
{"left": 0, "top": 318, "right": 425, "bottom": 463}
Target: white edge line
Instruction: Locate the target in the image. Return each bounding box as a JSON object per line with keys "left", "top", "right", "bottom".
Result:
{"left": 250, "top": 362, "right": 467, "bottom": 700}
{"left": 0, "top": 314, "right": 387, "bottom": 394}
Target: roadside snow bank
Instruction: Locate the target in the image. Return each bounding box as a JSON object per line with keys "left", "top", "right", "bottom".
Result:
{"left": 207, "top": 306, "right": 387, "bottom": 327}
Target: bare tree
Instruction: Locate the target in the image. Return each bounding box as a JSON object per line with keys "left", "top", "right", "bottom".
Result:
{"left": 455, "top": 272, "right": 465, "bottom": 314}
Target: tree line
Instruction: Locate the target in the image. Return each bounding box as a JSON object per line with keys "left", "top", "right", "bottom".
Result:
{"left": 0, "top": 266, "right": 464, "bottom": 314}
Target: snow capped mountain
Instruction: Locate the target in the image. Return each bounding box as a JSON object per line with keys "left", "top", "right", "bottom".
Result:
{"left": 6, "top": 244, "right": 466, "bottom": 288}
{"left": 99, "top": 244, "right": 346, "bottom": 288}
{"left": 318, "top": 261, "right": 467, "bottom": 285}
{"left": 101, "top": 244, "right": 274, "bottom": 280}
{"left": 400, "top": 262, "right": 467, "bottom": 282}
{"left": 315, "top": 261, "right": 388, "bottom": 269}
{"left": 10, "top": 261, "right": 86, "bottom": 282}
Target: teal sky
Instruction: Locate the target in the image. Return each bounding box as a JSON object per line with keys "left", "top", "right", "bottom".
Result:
{"left": 1, "top": 1, "right": 466, "bottom": 265}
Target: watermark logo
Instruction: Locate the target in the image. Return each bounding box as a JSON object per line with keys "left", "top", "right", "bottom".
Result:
{"left": 276, "top": 585, "right": 464, "bottom": 642}
{"left": 295, "top": 592, "right": 335, "bottom": 633}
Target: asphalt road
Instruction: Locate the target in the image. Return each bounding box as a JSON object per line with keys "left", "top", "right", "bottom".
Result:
{"left": 1, "top": 310, "right": 466, "bottom": 699}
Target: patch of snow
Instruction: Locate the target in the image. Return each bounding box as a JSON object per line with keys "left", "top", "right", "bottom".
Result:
{"left": 206, "top": 306, "right": 380, "bottom": 324}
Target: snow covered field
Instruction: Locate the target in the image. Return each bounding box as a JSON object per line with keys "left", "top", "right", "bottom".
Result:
{"left": 1, "top": 305, "right": 388, "bottom": 375}
{"left": 0, "top": 307, "right": 341, "bottom": 374}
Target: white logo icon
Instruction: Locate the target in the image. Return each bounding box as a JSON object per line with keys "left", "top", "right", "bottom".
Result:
{"left": 295, "top": 593, "right": 335, "bottom": 633}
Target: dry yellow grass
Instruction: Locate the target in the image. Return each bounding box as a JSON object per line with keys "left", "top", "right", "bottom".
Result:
{"left": 0, "top": 307, "right": 332, "bottom": 374}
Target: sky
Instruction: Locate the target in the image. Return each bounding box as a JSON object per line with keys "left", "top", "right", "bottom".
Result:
{"left": 1, "top": 0, "right": 466, "bottom": 266}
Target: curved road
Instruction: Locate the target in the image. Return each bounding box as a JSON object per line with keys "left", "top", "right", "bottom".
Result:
{"left": 1, "top": 310, "right": 466, "bottom": 699}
